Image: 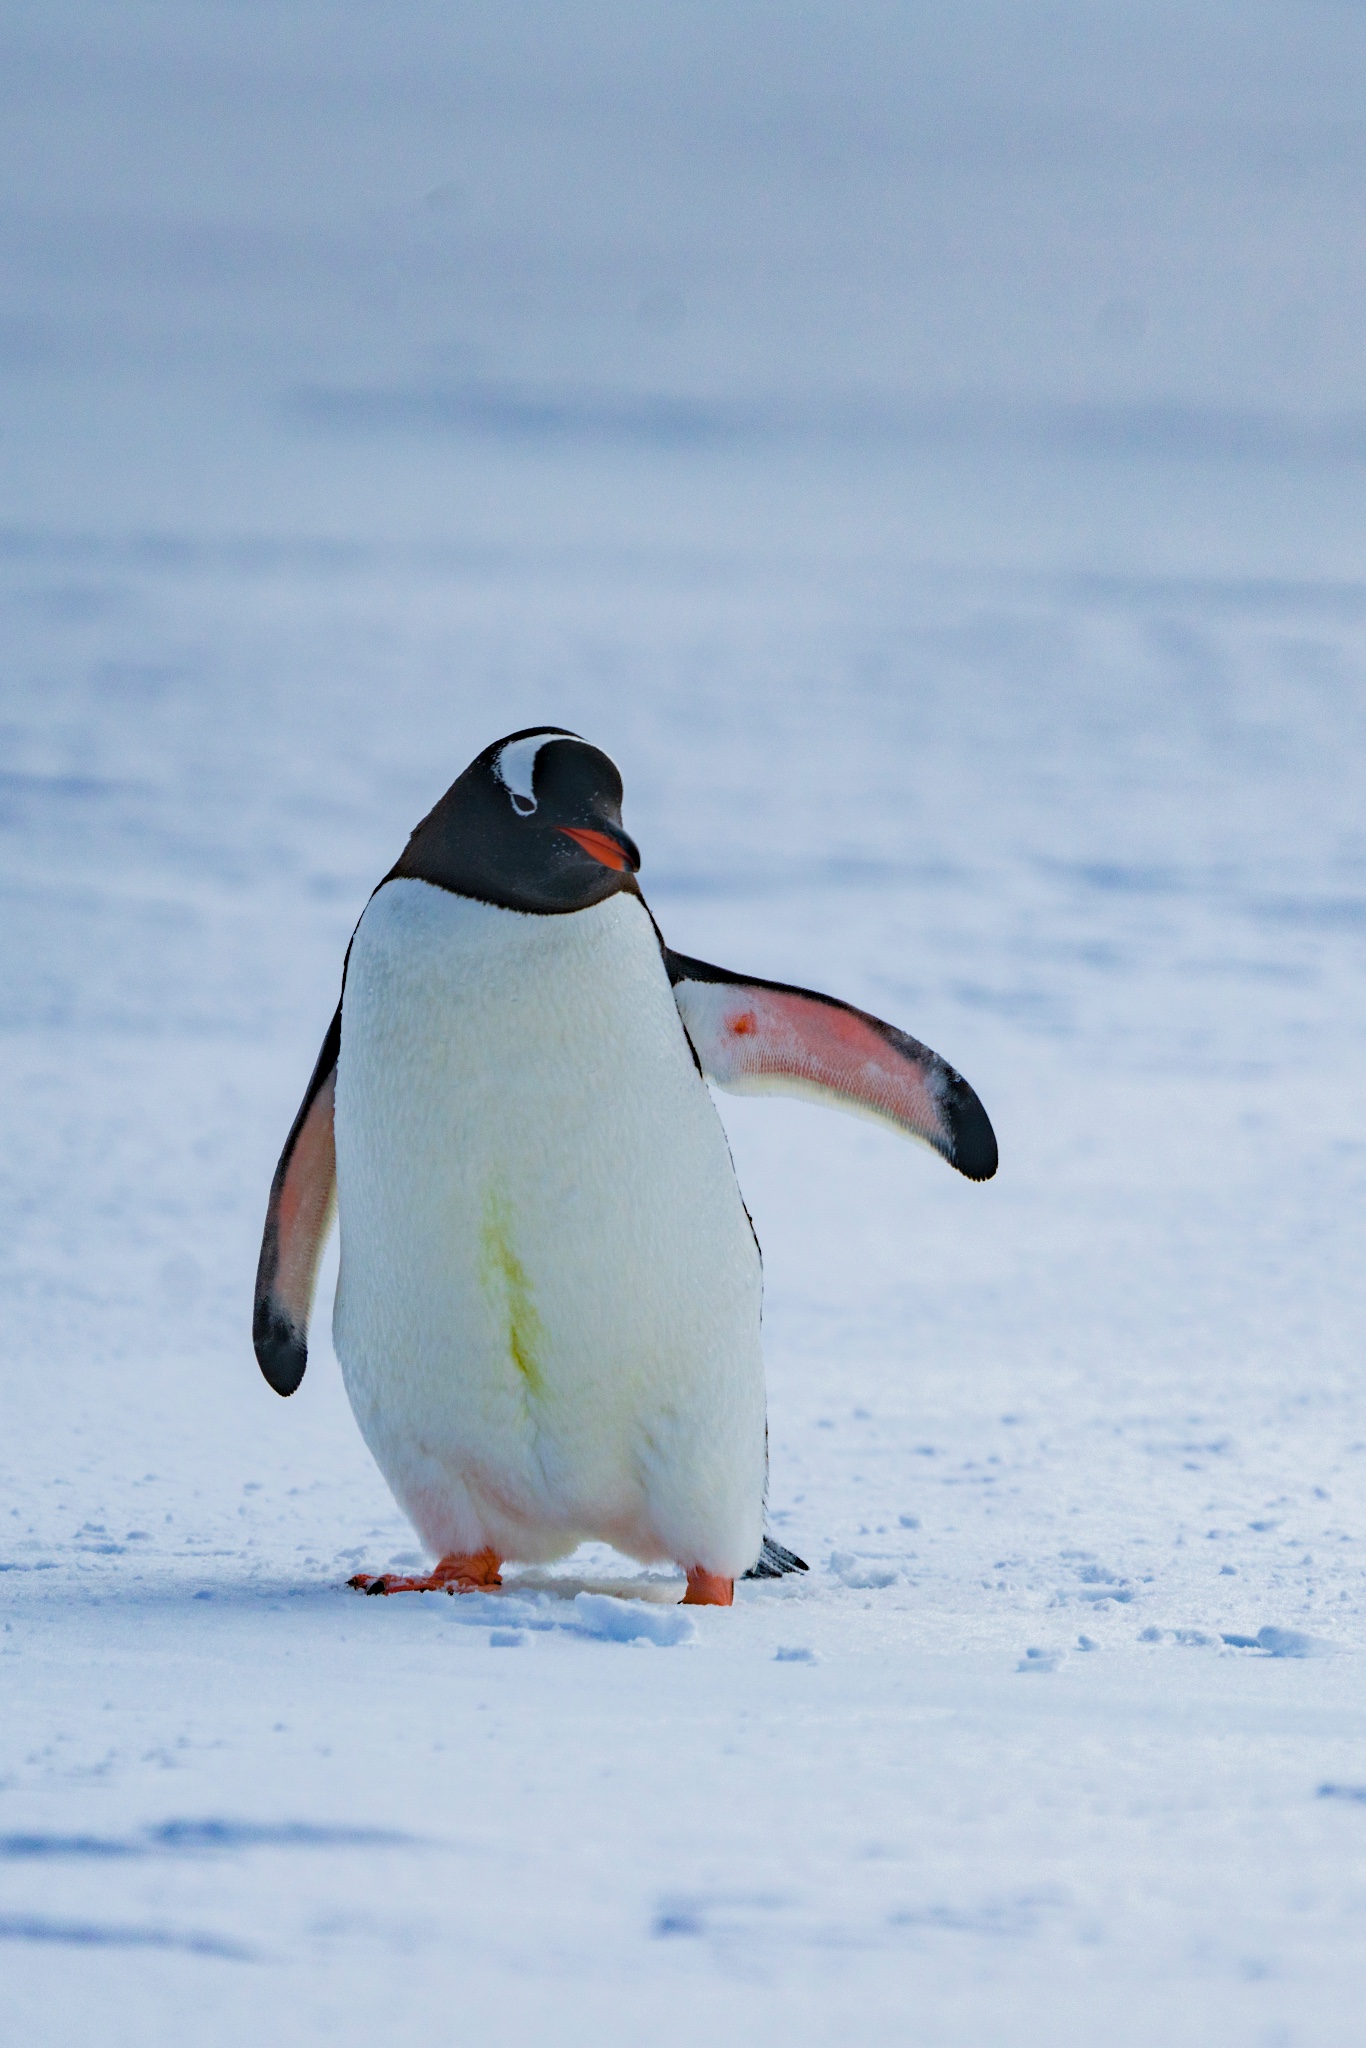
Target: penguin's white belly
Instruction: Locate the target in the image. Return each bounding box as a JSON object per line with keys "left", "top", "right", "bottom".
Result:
{"left": 332, "top": 880, "right": 766, "bottom": 1575}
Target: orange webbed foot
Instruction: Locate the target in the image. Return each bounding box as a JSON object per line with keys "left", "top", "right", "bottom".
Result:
{"left": 681, "top": 1565, "right": 734, "bottom": 1607}
{"left": 348, "top": 1548, "right": 503, "bottom": 1596}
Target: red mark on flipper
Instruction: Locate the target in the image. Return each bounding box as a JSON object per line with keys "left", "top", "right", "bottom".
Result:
{"left": 729, "top": 1012, "right": 757, "bottom": 1036}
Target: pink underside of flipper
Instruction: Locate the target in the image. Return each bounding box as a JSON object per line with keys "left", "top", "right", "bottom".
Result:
{"left": 271, "top": 1071, "right": 336, "bottom": 1331}
{"left": 673, "top": 978, "right": 951, "bottom": 1156}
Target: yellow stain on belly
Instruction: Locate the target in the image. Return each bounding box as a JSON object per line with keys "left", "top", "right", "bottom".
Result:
{"left": 478, "top": 1184, "right": 544, "bottom": 1395}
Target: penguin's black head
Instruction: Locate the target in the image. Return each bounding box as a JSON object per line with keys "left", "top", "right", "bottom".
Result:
{"left": 387, "top": 728, "right": 642, "bottom": 914}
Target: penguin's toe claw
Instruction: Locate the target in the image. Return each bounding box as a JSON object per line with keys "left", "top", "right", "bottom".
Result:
{"left": 347, "top": 1551, "right": 503, "bottom": 1596}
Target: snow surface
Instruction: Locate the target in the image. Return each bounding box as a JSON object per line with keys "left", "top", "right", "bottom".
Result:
{"left": 3, "top": 6, "right": 1366, "bottom": 2044}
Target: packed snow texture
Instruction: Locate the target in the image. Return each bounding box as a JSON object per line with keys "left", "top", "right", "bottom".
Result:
{"left": 2, "top": 6, "right": 1366, "bottom": 2044}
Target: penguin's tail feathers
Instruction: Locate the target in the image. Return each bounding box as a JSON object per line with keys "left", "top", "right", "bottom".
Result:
{"left": 743, "top": 1536, "right": 810, "bottom": 1580}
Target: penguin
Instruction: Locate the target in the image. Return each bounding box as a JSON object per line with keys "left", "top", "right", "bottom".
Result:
{"left": 253, "top": 728, "right": 997, "bottom": 1606}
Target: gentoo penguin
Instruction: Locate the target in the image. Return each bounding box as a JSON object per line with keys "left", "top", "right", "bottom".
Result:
{"left": 253, "top": 729, "right": 996, "bottom": 1605}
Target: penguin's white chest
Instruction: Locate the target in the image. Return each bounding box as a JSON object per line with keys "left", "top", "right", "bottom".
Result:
{"left": 331, "top": 880, "right": 766, "bottom": 1574}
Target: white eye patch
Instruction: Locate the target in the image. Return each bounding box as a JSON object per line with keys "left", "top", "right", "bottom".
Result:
{"left": 492, "top": 731, "right": 579, "bottom": 816}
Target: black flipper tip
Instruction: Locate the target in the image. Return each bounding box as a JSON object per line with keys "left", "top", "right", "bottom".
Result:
{"left": 944, "top": 1074, "right": 998, "bottom": 1182}
{"left": 252, "top": 1305, "right": 308, "bottom": 1397}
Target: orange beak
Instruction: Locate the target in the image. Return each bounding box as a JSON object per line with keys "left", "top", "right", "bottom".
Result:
{"left": 559, "top": 825, "right": 637, "bottom": 872}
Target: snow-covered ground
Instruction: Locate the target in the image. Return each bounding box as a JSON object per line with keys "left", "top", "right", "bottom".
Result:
{"left": 3, "top": 8, "right": 1366, "bottom": 2043}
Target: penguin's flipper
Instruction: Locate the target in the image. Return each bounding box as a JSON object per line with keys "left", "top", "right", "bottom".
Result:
{"left": 665, "top": 952, "right": 997, "bottom": 1182}
{"left": 252, "top": 1007, "right": 340, "bottom": 1396}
